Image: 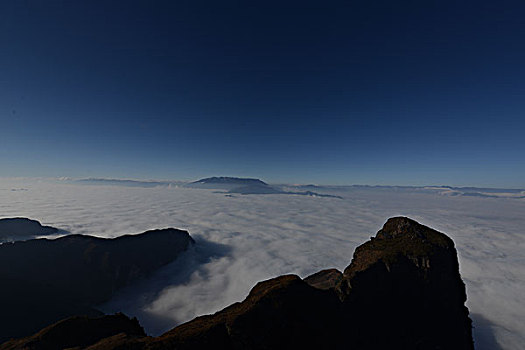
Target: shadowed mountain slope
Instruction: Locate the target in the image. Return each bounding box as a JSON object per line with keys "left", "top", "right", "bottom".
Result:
{"left": 0, "top": 228, "right": 194, "bottom": 342}
{"left": 0, "top": 313, "right": 145, "bottom": 350}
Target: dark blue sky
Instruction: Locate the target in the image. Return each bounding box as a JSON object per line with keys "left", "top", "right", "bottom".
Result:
{"left": 1, "top": 1, "right": 524, "bottom": 186}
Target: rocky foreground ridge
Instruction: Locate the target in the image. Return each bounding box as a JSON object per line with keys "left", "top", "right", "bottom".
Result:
{"left": 0, "top": 227, "right": 194, "bottom": 342}
{"left": 0, "top": 314, "right": 145, "bottom": 350}
{"left": 1, "top": 217, "right": 474, "bottom": 349}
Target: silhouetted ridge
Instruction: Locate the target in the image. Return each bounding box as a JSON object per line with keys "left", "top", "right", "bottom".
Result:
{"left": 0, "top": 228, "right": 194, "bottom": 342}
{"left": 2, "top": 218, "right": 474, "bottom": 350}
{"left": 0, "top": 313, "right": 145, "bottom": 350}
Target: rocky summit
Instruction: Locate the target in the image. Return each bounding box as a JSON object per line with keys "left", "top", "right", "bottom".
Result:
{"left": 1, "top": 217, "right": 474, "bottom": 350}
{"left": 335, "top": 217, "right": 474, "bottom": 349}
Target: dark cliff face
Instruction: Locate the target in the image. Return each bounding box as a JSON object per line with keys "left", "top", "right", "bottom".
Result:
{"left": 336, "top": 217, "right": 474, "bottom": 349}
{"left": 0, "top": 228, "right": 194, "bottom": 342}
{"left": 147, "top": 217, "right": 472, "bottom": 350}
{"left": 156, "top": 217, "right": 474, "bottom": 350}
{"left": 2, "top": 217, "right": 474, "bottom": 350}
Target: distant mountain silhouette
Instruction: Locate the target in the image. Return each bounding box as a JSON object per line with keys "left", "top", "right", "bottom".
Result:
{"left": 188, "top": 177, "right": 342, "bottom": 198}
{"left": 191, "top": 176, "right": 268, "bottom": 186}
{"left": 0, "top": 227, "right": 194, "bottom": 342}
{"left": 77, "top": 178, "right": 178, "bottom": 188}
{"left": 187, "top": 177, "right": 282, "bottom": 194}
{"left": 0, "top": 218, "right": 58, "bottom": 243}
{"left": 4, "top": 218, "right": 473, "bottom": 349}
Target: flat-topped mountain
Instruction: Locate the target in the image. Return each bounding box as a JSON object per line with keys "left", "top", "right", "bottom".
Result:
{"left": 187, "top": 176, "right": 282, "bottom": 195}
{"left": 4, "top": 217, "right": 473, "bottom": 349}
{"left": 190, "top": 177, "right": 268, "bottom": 186}
{"left": 188, "top": 177, "right": 342, "bottom": 198}
{"left": 0, "top": 218, "right": 58, "bottom": 243}
{"left": 0, "top": 227, "right": 194, "bottom": 342}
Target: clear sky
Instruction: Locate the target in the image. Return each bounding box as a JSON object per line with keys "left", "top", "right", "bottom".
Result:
{"left": 1, "top": 1, "right": 524, "bottom": 187}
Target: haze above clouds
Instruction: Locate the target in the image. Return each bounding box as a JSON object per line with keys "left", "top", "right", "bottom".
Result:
{"left": 1, "top": 178, "right": 523, "bottom": 349}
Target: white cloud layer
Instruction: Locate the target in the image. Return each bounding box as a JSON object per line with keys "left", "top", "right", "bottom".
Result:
{"left": 0, "top": 178, "right": 523, "bottom": 349}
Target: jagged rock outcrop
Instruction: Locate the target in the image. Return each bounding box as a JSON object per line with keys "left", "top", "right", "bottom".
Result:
{"left": 2, "top": 217, "right": 474, "bottom": 349}
{"left": 335, "top": 217, "right": 474, "bottom": 349}
{"left": 0, "top": 228, "right": 194, "bottom": 342}
{"left": 0, "top": 218, "right": 58, "bottom": 243}
{"left": 0, "top": 313, "right": 145, "bottom": 350}
{"left": 303, "top": 268, "right": 343, "bottom": 290}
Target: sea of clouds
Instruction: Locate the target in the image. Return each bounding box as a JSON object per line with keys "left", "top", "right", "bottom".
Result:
{"left": 0, "top": 178, "right": 523, "bottom": 349}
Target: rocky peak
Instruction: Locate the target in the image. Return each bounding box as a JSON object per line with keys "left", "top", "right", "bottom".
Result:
{"left": 303, "top": 268, "right": 343, "bottom": 290}
{"left": 342, "top": 216, "right": 457, "bottom": 282}
{"left": 376, "top": 216, "right": 454, "bottom": 248}
{"left": 335, "top": 217, "right": 473, "bottom": 349}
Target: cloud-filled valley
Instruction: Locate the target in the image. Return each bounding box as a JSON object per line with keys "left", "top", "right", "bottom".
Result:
{"left": 0, "top": 178, "right": 523, "bottom": 349}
